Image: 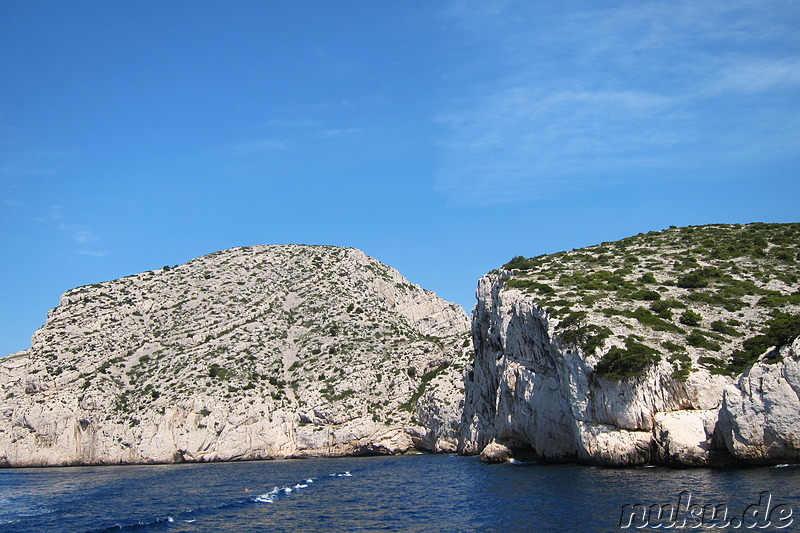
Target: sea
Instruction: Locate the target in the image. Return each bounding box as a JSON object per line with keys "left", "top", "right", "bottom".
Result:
{"left": 1, "top": 453, "right": 798, "bottom": 532}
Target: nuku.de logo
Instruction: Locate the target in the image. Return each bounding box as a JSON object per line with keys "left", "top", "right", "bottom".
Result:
{"left": 619, "top": 491, "right": 794, "bottom": 529}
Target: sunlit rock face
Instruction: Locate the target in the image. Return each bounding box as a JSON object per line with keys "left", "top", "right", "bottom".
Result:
{"left": 460, "top": 223, "right": 800, "bottom": 466}
{"left": 0, "top": 245, "right": 471, "bottom": 467}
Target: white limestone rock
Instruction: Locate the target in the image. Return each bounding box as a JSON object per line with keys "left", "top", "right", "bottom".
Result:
{"left": 653, "top": 410, "right": 720, "bottom": 466}
{"left": 479, "top": 439, "right": 512, "bottom": 464}
{"left": 574, "top": 420, "right": 652, "bottom": 466}
{"left": 460, "top": 256, "right": 797, "bottom": 466}
{"left": 0, "top": 245, "right": 471, "bottom": 467}
{"left": 718, "top": 339, "right": 800, "bottom": 464}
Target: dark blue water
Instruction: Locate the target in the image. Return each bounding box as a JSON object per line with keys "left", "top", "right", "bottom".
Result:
{"left": 0, "top": 454, "right": 798, "bottom": 532}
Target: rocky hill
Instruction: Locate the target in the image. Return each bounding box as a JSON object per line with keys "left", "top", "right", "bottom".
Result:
{"left": 460, "top": 223, "right": 800, "bottom": 466}
{"left": 0, "top": 245, "right": 471, "bottom": 467}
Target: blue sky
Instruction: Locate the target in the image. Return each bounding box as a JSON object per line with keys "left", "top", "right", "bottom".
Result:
{"left": 1, "top": 1, "right": 798, "bottom": 356}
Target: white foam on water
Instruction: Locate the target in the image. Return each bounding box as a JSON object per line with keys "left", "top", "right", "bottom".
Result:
{"left": 167, "top": 517, "right": 174, "bottom": 523}
{"left": 253, "top": 476, "right": 323, "bottom": 504}
{"left": 17, "top": 508, "right": 55, "bottom": 518}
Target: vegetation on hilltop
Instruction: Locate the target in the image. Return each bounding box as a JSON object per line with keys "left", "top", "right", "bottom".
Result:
{"left": 15, "top": 245, "right": 471, "bottom": 430}
{"left": 501, "top": 223, "right": 800, "bottom": 379}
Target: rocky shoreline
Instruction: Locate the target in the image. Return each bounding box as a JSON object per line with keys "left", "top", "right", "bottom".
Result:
{"left": 460, "top": 271, "right": 800, "bottom": 466}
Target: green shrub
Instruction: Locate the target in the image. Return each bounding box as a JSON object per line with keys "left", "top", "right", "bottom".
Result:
{"left": 686, "top": 331, "right": 721, "bottom": 351}
{"left": 671, "top": 362, "right": 692, "bottom": 381}
{"left": 677, "top": 267, "right": 722, "bottom": 289}
{"left": 662, "top": 340, "right": 686, "bottom": 353}
{"left": 602, "top": 307, "right": 684, "bottom": 332}
{"left": 595, "top": 338, "right": 661, "bottom": 379}
{"left": 764, "top": 313, "right": 800, "bottom": 346}
{"left": 649, "top": 301, "right": 673, "bottom": 319}
{"left": 208, "top": 363, "right": 232, "bottom": 380}
{"left": 649, "top": 299, "right": 683, "bottom": 317}
{"left": 758, "top": 293, "right": 800, "bottom": 308}
{"left": 677, "top": 271, "right": 708, "bottom": 288}
{"left": 686, "top": 291, "right": 746, "bottom": 312}
{"left": 710, "top": 320, "right": 741, "bottom": 337}
{"left": 505, "top": 278, "right": 554, "bottom": 293}
{"left": 631, "top": 289, "right": 661, "bottom": 301}
{"left": 729, "top": 313, "right": 800, "bottom": 371}
{"left": 640, "top": 273, "right": 657, "bottom": 284}
{"left": 557, "top": 312, "right": 612, "bottom": 354}
{"left": 632, "top": 307, "right": 685, "bottom": 332}
{"left": 581, "top": 293, "right": 604, "bottom": 307}
{"left": 560, "top": 270, "right": 634, "bottom": 292}
{"left": 503, "top": 256, "right": 538, "bottom": 270}
{"left": 718, "top": 279, "right": 762, "bottom": 297}
{"left": 679, "top": 310, "right": 702, "bottom": 326}
{"left": 664, "top": 345, "right": 692, "bottom": 381}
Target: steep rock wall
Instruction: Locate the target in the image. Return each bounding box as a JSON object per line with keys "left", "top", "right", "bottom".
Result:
{"left": 460, "top": 272, "right": 800, "bottom": 466}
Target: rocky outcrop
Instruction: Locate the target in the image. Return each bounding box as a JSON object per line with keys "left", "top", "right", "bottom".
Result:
{"left": 461, "top": 273, "right": 719, "bottom": 466}
{"left": 461, "top": 223, "right": 800, "bottom": 466}
{"left": 718, "top": 339, "right": 800, "bottom": 464}
{"left": 478, "top": 439, "right": 512, "bottom": 464}
{"left": 0, "top": 245, "right": 471, "bottom": 467}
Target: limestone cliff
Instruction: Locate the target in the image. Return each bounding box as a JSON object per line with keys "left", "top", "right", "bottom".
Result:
{"left": 0, "top": 245, "right": 471, "bottom": 467}
{"left": 460, "top": 223, "right": 800, "bottom": 466}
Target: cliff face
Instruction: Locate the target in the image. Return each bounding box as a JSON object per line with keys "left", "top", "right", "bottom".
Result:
{"left": 460, "top": 223, "right": 800, "bottom": 466}
{"left": 0, "top": 245, "right": 471, "bottom": 467}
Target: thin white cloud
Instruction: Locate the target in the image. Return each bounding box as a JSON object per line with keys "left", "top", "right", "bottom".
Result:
{"left": 264, "top": 118, "right": 324, "bottom": 129}
{"left": 1, "top": 148, "right": 74, "bottom": 177}
{"left": 236, "top": 139, "right": 287, "bottom": 154}
{"left": 265, "top": 118, "right": 359, "bottom": 139}
{"left": 434, "top": 0, "right": 800, "bottom": 204}
{"left": 1, "top": 164, "right": 61, "bottom": 177}
{"left": 707, "top": 59, "right": 800, "bottom": 95}
{"left": 236, "top": 119, "right": 360, "bottom": 154}
{"left": 318, "top": 128, "right": 359, "bottom": 138}
{"left": 78, "top": 250, "right": 107, "bottom": 257}
{"left": 42, "top": 206, "right": 105, "bottom": 256}
{"left": 68, "top": 228, "right": 99, "bottom": 244}
{"left": 439, "top": 0, "right": 513, "bottom": 25}
{"left": 435, "top": 86, "right": 682, "bottom": 202}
